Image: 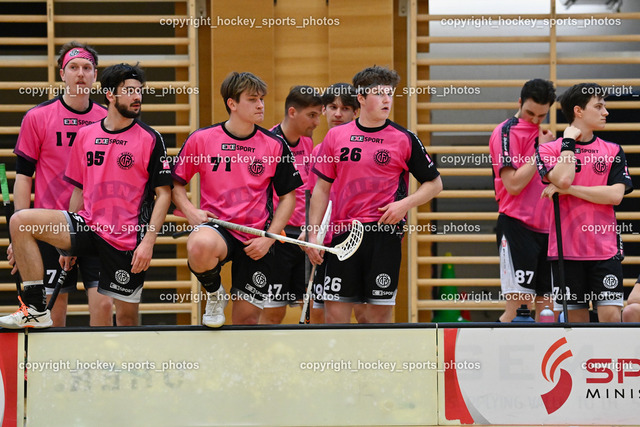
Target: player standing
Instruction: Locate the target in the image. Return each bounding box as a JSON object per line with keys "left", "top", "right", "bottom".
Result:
{"left": 306, "top": 82, "right": 359, "bottom": 324}
{"left": 489, "top": 79, "right": 557, "bottom": 322}
{"left": 306, "top": 66, "right": 442, "bottom": 323}
{"left": 0, "top": 63, "right": 173, "bottom": 328}
{"left": 537, "top": 83, "right": 633, "bottom": 323}
{"left": 260, "top": 85, "right": 322, "bottom": 324}
{"left": 172, "top": 71, "right": 303, "bottom": 327}
{"left": 10, "top": 41, "right": 112, "bottom": 326}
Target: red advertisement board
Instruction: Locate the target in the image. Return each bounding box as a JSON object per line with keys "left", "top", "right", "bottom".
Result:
{"left": 0, "top": 333, "right": 18, "bottom": 427}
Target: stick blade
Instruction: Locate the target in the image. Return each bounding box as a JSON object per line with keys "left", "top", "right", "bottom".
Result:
{"left": 335, "top": 220, "right": 364, "bottom": 261}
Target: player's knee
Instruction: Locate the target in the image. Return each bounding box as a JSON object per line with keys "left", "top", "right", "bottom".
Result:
{"left": 261, "top": 307, "right": 286, "bottom": 324}
{"left": 187, "top": 237, "right": 224, "bottom": 265}
{"left": 9, "top": 210, "right": 29, "bottom": 236}
{"left": 95, "top": 297, "right": 114, "bottom": 316}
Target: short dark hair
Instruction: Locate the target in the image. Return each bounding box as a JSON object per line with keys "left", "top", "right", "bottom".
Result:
{"left": 321, "top": 83, "right": 359, "bottom": 111}
{"left": 352, "top": 65, "right": 400, "bottom": 97}
{"left": 57, "top": 41, "right": 98, "bottom": 69}
{"left": 284, "top": 85, "right": 322, "bottom": 114}
{"left": 220, "top": 71, "right": 267, "bottom": 115}
{"left": 100, "top": 63, "right": 145, "bottom": 105}
{"left": 520, "top": 79, "right": 556, "bottom": 107}
{"left": 558, "top": 83, "right": 604, "bottom": 123}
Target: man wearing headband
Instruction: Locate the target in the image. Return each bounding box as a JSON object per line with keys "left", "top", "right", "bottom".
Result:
{"left": 1, "top": 63, "right": 172, "bottom": 328}
{"left": 8, "top": 41, "right": 112, "bottom": 327}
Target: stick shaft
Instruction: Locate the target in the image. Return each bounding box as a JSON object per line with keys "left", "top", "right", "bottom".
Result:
{"left": 299, "top": 264, "right": 317, "bottom": 324}
{"left": 553, "top": 193, "right": 569, "bottom": 323}
{"left": 210, "top": 218, "right": 337, "bottom": 254}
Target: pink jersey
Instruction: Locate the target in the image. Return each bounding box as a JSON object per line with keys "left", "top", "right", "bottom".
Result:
{"left": 269, "top": 124, "right": 314, "bottom": 228}
{"left": 64, "top": 119, "right": 172, "bottom": 251}
{"left": 172, "top": 122, "right": 303, "bottom": 241}
{"left": 313, "top": 119, "right": 439, "bottom": 228}
{"left": 490, "top": 117, "right": 550, "bottom": 233}
{"left": 537, "top": 136, "right": 633, "bottom": 260}
{"left": 14, "top": 96, "right": 107, "bottom": 209}
{"left": 308, "top": 143, "right": 335, "bottom": 245}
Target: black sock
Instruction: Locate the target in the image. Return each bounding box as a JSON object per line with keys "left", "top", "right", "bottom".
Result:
{"left": 189, "top": 264, "right": 222, "bottom": 294}
{"left": 23, "top": 282, "right": 46, "bottom": 312}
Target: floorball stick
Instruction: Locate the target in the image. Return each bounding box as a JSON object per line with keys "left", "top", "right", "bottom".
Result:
{"left": 299, "top": 201, "right": 332, "bottom": 324}
{"left": 553, "top": 193, "right": 569, "bottom": 323}
{"left": 45, "top": 269, "right": 68, "bottom": 311}
{"left": 0, "top": 164, "right": 22, "bottom": 297}
{"left": 174, "top": 216, "right": 363, "bottom": 262}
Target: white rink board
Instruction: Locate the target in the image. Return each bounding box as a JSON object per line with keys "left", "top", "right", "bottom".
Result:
{"left": 26, "top": 328, "right": 437, "bottom": 426}
{"left": 438, "top": 327, "right": 640, "bottom": 425}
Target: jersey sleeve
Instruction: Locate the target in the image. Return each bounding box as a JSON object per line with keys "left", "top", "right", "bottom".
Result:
{"left": 407, "top": 130, "right": 440, "bottom": 183}
{"left": 312, "top": 134, "right": 337, "bottom": 183}
{"left": 148, "top": 131, "right": 173, "bottom": 189}
{"left": 608, "top": 146, "right": 633, "bottom": 194}
{"left": 14, "top": 109, "right": 42, "bottom": 163}
{"left": 63, "top": 127, "right": 86, "bottom": 189}
{"left": 171, "top": 132, "right": 198, "bottom": 185}
{"left": 15, "top": 155, "right": 36, "bottom": 177}
{"left": 536, "top": 139, "right": 559, "bottom": 182}
{"left": 496, "top": 117, "right": 520, "bottom": 171}
{"left": 273, "top": 142, "right": 303, "bottom": 196}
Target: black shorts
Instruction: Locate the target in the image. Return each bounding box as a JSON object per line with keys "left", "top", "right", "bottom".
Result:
{"left": 264, "top": 240, "right": 306, "bottom": 308}
{"left": 200, "top": 223, "right": 276, "bottom": 308}
{"left": 551, "top": 256, "right": 624, "bottom": 310}
{"left": 496, "top": 214, "right": 552, "bottom": 297}
{"left": 38, "top": 241, "right": 100, "bottom": 295}
{"left": 324, "top": 222, "right": 401, "bottom": 305}
{"left": 61, "top": 212, "right": 145, "bottom": 303}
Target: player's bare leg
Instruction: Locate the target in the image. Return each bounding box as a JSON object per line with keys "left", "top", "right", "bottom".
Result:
{"left": 114, "top": 300, "right": 138, "bottom": 326}
{"left": 47, "top": 293, "right": 69, "bottom": 326}
{"left": 623, "top": 283, "right": 640, "bottom": 322}
{"left": 232, "top": 299, "right": 261, "bottom": 325}
{"left": 567, "top": 309, "right": 589, "bottom": 323}
{"left": 10, "top": 209, "right": 72, "bottom": 280}
{"left": 260, "top": 306, "right": 286, "bottom": 324}
{"left": 354, "top": 304, "right": 367, "bottom": 323}
{"left": 324, "top": 301, "right": 354, "bottom": 323}
{"left": 597, "top": 305, "right": 621, "bottom": 323}
{"left": 88, "top": 288, "right": 114, "bottom": 326}
{"left": 310, "top": 307, "right": 324, "bottom": 324}
{"left": 362, "top": 304, "right": 392, "bottom": 323}
{"left": 187, "top": 227, "right": 229, "bottom": 328}
{"left": 0, "top": 209, "right": 71, "bottom": 328}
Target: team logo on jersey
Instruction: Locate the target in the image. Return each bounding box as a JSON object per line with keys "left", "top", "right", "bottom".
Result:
{"left": 374, "top": 149, "right": 391, "bottom": 166}
{"left": 248, "top": 160, "right": 265, "bottom": 176}
{"left": 63, "top": 118, "right": 78, "bottom": 126}
{"left": 115, "top": 269, "right": 130, "bottom": 285}
{"left": 252, "top": 271, "right": 267, "bottom": 288}
{"left": 95, "top": 138, "right": 109, "bottom": 145}
{"left": 375, "top": 273, "right": 392, "bottom": 289}
{"left": 117, "top": 152, "right": 135, "bottom": 170}
{"left": 350, "top": 135, "right": 364, "bottom": 142}
{"left": 603, "top": 274, "right": 618, "bottom": 290}
{"left": 162, "top": 159, "right": 171, "bottom": 170}
{"left": 593, "top": 160, "right": 608, "bottom": 175}
{"left": 221, "top": 143, "right": 236, "bottom": 151}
